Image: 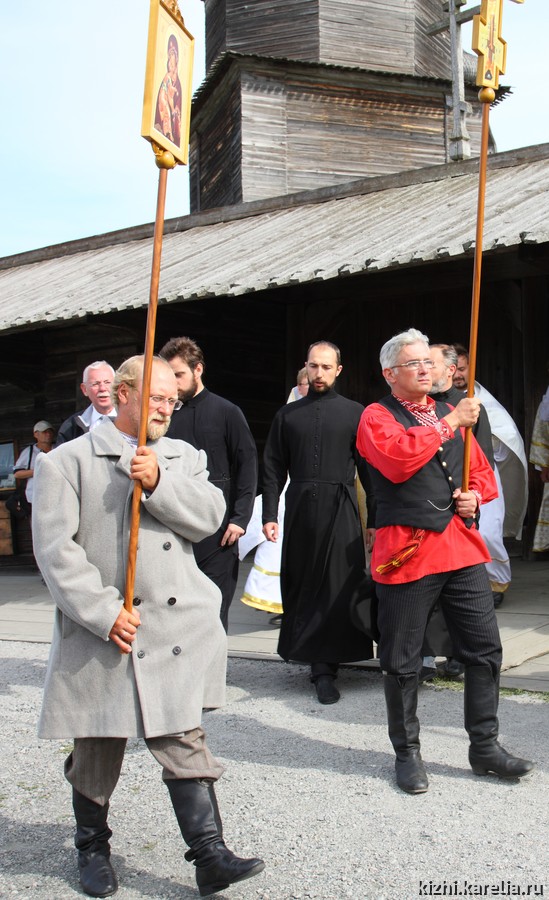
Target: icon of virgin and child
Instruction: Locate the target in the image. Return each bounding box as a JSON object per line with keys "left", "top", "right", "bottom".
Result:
{"left": 155, "top": 33, "right": 182, "bottom": 147}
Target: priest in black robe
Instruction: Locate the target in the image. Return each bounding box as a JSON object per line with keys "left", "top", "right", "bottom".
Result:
{"left": 262, "top": 341, "right": 374, "bottom": 705}
{"left": 160, "top": 336, "right": 258, "bottom": 631}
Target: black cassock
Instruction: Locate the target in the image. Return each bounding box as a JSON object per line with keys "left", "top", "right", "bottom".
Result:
{"left": 167, "top": 388, "right": 258, "bottom": 629}
{"left": 262, "top": 388, "right": 374, "bottom": 663}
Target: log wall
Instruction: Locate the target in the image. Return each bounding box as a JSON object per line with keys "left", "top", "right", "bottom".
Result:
{"left": 203, "top": 0, "right": 453, "bottom": 79}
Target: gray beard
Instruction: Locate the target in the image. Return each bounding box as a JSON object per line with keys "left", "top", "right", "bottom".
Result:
{"left": 430, "top": 378, "right": 449, "bottom": 393}
{"left": 148, "top": 420, "right": 170, "bottom": 440}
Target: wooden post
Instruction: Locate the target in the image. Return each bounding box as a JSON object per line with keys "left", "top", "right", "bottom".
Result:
{"left": 462, "top": 91, "right": 493, "bottom": 491}
{"left": 462, "top": 0, "right": 523, "bottom": 488}
{"left": 124, "top": 147, "right": 175, "bottom": 614}
{"left": 124, "top": 0, "right": 194, "bottom": 615}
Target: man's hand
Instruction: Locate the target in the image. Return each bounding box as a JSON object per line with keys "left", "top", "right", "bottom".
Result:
{"left": 221, "top": 523, "right": 244, "bottom": 547}
{"left": 445, "top": 397, "right": 481, "bottom": 431}
{"left": 109, "top": 606, "right": 141, "bottom": 654}
{"left": 453, "top": 488, "right": 478, "bottom": 519}
{"left": 262, "top": 522, "right": 279, "bottom": 543}
{"left": 365, "top": 528, "right": 376, "bottom": 553}
{"left": 130, "top": 446, "right": 160, "bottom": 492}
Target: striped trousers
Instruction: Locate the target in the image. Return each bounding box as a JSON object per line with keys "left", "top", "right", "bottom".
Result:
{"left": 375, "top": 564, "right": 502, "bottom": 677}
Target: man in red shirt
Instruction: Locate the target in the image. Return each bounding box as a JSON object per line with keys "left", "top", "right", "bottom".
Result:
{"left": 357, "top": 328, "right": 533, "bottom": 794}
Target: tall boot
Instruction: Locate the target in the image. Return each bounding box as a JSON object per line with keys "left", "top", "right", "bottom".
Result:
{"left": 464, "top": 665, "right": 534, "bottom": 778}
{"left": 166, "top": 778, "right": 265, "bottom": 897}
{"left": 72, "top": 788, "right": 118, "bottom": 898}
{"left": 383, "top": 673, "right": 428, "bottom": 794}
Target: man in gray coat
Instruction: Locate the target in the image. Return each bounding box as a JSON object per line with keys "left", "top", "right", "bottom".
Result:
{"left": 32, "top": 355, "right": 264, "bottom": 899}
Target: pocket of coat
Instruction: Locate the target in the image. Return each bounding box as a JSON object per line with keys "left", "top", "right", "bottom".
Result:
{"left": 61, "top": 614, "right": 76, "bottom": 639}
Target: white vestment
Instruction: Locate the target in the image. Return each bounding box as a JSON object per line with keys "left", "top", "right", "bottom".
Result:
{"left": 474, "top": 383, "right": 528, "bottom": 591}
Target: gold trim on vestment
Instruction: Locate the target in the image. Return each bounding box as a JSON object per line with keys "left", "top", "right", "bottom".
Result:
{"left": 489, "top": 581, "right": 509, "bottom": 594}
{"left": 252, "top": 562, "right": 281, "bottom": 577}
{"left": 240, "top": 593, "right": 283, "bottom": 614}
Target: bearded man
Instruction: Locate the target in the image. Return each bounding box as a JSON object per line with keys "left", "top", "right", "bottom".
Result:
{"left": 32, "top": 355, "right": 264, "bottom": 898}
{"left": 159, "top": 336, "right": 258, "bottom": 631}
{"left": 262, "top": 340, "right": 373, "bottom": 705}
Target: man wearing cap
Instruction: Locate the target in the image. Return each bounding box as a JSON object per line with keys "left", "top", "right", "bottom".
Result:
{"left": 13, "top": 421, "right": 56, "bottom": 506}
{"left": 55, "top": 360, "right": 116, "bottom": 446}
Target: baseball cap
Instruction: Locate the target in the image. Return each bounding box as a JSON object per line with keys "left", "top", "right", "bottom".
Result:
{"left": 33, "top": 420, "right": 54, "bottom": 432}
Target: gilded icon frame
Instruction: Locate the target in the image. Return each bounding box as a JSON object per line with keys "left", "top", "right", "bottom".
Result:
{"left": 141, "top": 0, "right": 194, "bottom": 165}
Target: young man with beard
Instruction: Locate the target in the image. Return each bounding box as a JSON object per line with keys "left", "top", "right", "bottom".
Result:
{"left": 357, "top": 328, "right": 533, "bottom": 794}
{"left": 32, "top": 355, "right": 264, "bottom": 899}
{"left": 159, "top": 337, "right": 258, "bottom": 631}
{"left": 262, "top": 341, "right": 374, "bottom": 705}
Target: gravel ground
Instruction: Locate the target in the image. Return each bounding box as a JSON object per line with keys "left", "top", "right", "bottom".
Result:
{"left": 0, "top": 641, "right": 547, "bottom": 900}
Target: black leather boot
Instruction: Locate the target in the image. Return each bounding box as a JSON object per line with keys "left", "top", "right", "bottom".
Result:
{"left": 166, "top": 778, "right": 265, "bottom": 897}
{"left": 464, "top": 665, "right": 534, "bottom": 778}
{"left": 383, "top": 673, "right": 428, "bottom": 794}
{"left": 72, "top": 789, "right": 118, "bottom": 898}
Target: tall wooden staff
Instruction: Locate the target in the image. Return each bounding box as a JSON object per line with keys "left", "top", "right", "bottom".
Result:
{"left": 462, "top": 0, "right": 524, "bottom": 490}
{"left": 124, "top": 0, "right": 195, "bottom": 613}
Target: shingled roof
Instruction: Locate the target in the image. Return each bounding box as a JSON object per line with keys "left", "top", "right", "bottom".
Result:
{"left": 1, "top": 143, "right": 548, "bottom": 336}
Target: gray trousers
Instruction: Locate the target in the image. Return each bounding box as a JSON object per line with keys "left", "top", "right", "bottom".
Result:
{"left": 64, "top": 726, "right": 224, "bottom": 806}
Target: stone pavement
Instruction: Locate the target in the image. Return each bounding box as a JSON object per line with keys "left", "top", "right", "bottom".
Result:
{"left": 1, "top": 557, "right": 548, "bottom": 691}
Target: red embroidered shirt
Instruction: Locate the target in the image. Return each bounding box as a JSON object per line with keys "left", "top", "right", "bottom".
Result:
{"left": 357, "top": 398, "right": 498, "bottom": 584}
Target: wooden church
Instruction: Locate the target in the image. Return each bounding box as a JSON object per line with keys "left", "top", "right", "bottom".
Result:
{"left": 190, "top": 0, "right": 494, "bottom": 208}
{"left": 0, "top": 0, "right": 547, "bottom": 562}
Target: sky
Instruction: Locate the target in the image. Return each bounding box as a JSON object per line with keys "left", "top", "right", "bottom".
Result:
{"left": 0, "top": 0, "right": 547, "bottom": 258}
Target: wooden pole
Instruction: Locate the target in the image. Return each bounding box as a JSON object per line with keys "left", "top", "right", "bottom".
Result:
{"left": 124, "top": 148, "right": 176, "bottom": 613}
{"left": 462, "top": 89, "right": 494, "bottom": 491}
{"left": 463, "top": 0, "right": 517, "bottom": 488}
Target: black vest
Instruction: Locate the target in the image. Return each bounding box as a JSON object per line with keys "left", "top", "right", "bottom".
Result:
{"left": 369, "top": 395, "right": 465, "bottom": 532}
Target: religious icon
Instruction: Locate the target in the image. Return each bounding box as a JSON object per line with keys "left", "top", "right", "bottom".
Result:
{"left": 141, "top": 0, "right": 194, "bottom": 165}
{"left": 155, "top": 33, "right": 183, "bottom": 147}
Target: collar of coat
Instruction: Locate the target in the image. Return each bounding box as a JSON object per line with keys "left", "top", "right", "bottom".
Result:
{"left": 89, "top": 417, "right": 188, "bottom": 463}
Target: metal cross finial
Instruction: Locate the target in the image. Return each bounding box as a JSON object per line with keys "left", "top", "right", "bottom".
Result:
{"left": 472, "top": 0, "right": 507, "bottom": 88}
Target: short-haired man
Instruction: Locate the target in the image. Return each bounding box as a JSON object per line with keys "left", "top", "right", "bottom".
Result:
{"left": 262, "top": 341, "right": 373, "bottom": 705}
{"left": 357, "top": 328, "right": 533, "bottom": 794}
{"left": 452, "top": 344, "right": 528, "bottom": 607}
{"left": 159, "top": 337, "right": 258, "bottom": 631}
{"left": 32, "top": 355, "right": 264, "bottom": 898}
{"left": 55, "top": 360, "right": 116, "bottom": 445}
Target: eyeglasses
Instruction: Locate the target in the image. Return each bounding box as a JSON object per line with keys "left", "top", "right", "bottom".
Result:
{"left": 150, "top": 395, "right": 182, "bottom": 411}
{"left": 393, "top": 359, "right": 435, "bottom": 370}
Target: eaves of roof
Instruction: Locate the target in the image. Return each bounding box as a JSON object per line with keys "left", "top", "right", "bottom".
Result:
{"left": 191, "top": 50, "right": 511, "bottom": 111}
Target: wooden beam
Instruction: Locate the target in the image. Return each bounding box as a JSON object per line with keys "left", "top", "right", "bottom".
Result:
{"left": 426, "top": 5, "right": 481, "bottom": 35}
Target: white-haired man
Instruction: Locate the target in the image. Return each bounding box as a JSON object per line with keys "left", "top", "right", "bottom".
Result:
{"left": 357, "top": 328, "right": 533, "bottom": 795}
{"left": 55, "top": 360, "right": 116, "bottom": 445}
